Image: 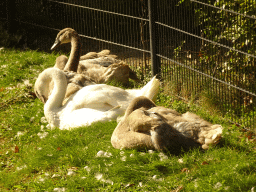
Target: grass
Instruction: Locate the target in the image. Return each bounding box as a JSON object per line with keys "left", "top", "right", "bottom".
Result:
{"left": 0, "top": 48, "right": 256, "bottom": 191}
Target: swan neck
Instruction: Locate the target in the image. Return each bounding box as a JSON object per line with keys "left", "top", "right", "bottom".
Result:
{"left": 64, "top": 34, "right": 81, "bottom": 72}
{"left": 44, "top": 70, "right": 67, "bottom": 112}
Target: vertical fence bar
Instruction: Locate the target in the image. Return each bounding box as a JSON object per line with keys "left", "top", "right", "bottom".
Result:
{"left": 6, "top": 0, "right": 16, "bottom": 34}
{"left": 148, "top": 0, "right": 160, "bottom": 78}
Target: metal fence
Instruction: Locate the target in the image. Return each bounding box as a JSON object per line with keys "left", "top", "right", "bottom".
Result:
{"left": 2, "top": 0, "right": 256, "bottom": 129}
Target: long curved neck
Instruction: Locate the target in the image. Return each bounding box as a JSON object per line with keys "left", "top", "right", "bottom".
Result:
{"left": 44, "top": 69, "right": 67, "bottom": 126}
{"left": 64, "top": 33, "right": 81, "bottom": 72}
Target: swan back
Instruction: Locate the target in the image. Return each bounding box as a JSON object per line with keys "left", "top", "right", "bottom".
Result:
{"left": 79, "top": 56, "right": 118, "bottom": 67}
{"left": 80, "top": 49, "right": 114, "bottom": 60}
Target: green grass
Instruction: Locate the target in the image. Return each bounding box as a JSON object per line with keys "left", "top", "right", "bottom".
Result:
{"left": 0, "top": 48, "right": 256, "bottom": 191}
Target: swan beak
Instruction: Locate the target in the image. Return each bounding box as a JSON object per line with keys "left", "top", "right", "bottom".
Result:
{"left": 51, "top": 39, "right": 61, "bottom": 50}
{"left": 35, "top": 91, "right": 48, "bottom": 104}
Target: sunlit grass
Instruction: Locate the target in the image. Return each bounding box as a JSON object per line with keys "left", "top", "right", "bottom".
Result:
{"left": 0, "top": 48, "right": 256, "bottom": 191}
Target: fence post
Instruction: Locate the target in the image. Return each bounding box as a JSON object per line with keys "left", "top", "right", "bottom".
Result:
{"left": 6, "top": 0, "right": 16, "bottom": 34}
{"left": 148, "top": 0, "right": 160, "bottom": 78}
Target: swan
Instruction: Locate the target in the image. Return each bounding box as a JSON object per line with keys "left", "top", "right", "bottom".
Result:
{"left": 111, "top": 96, "right": 223, "bottom": 152}
{"left": 51, "top": 28, "right": 140, "bottom": 84}
{"left": 36, "top": 70, "right": 95, "bottom": 104}
{"left": 34, "top": 68, "right": 160, "bottom": 130}
{"left": 35, "top": 28, "right": 139, "bottom": 104}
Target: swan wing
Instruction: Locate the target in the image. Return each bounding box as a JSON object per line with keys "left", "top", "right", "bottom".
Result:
{"left": 65, "top": 84, "right": 134, "bottom": 112}
{"left": 60, "top": 106, "right": 122, "bottom": 129}
{"left": 79, "top": 57, "right": 117, "bottom": 67}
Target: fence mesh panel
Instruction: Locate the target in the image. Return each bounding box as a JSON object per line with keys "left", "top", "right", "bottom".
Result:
{"left": 1, "top": 0, "right": 256, "bottom": 129}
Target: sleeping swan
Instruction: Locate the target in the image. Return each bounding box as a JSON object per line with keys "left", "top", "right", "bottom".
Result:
{"left": 111, "top": 96, "right": 223, "bottom": 152}
{"left": 35, "top": 68, "right": 160, "bottom": 130}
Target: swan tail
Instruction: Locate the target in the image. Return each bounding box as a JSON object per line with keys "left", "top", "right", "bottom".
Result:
{"left": 138, "top": 76, "right": 160, "bottom": 101}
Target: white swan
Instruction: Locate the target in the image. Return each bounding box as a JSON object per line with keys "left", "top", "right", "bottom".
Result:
{"left": 35, "top": 68, "right": 160, "bottom": 130}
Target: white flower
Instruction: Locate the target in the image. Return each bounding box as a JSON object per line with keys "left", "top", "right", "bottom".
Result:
{"left": 16, "top": 164, "right": 27, "bottom": 171}
{"left": 37, "top": 147, "right": 42, "bottom": 150}
{"left": 95, "top": 173, "right": 104, "bottom": 181}
{"left": 158, "top": 152, "right": 168, "bottom": 161}
{"left": 37, "top": 132, "right": 48, "bottom": 139}
{"left": 23, "top": 80, "right": 32, "bottom": 87}
{"left": 121, "top": 156, "right": 127, "bottom": 161}
{"left": 105, "top": 163, "right": 113, "bottom": 166}
{"left": 104, "top": 152, "right": 112, "bottom": 157}
{"left": 214, "top": 182, "right": 222, "bottom": 189}
{"left": 120, "top": 151, "right": 125, "bottom": 156}
{"left": 41, "top": 117, "right": 48, "bottom": 124}
{"left": 53, "top": 187, "right": 66, "bottom": 192}
{"left": 148, "top": 150, "right": 154, "bottom": 154}
{"left": 37, "top": 177, "right": 45, "bottom": 182}
{"left": 130, "top": 154, "right": 135, "bottom": 158}
{"left": 40, "top": 125, "right": 45, "bottom": 131}
{"left": 84, "top": 166, "right": 91, "bottom": 172}
{"left": 152, "top": 175, "right": 163, "bottom": 181}
{"left": 94, "top": 173, "right": 113, "bottom": 184}
{"left": 51, "top": 174, "right": 61, "bottom": 178}
{"left": 96, "top": 150, "right": 112, "bottom": 157}
{"left": 178, "top": 158, "right": 184, "bottom": 163}
{"left": 105, "top": 179, "right": 114, "bottom": 185}
{"left": 30, "top": 117, "right": 35, "bottom": 122}
{"left": 15, "top": 131, "right": 25, "bottom": 138}
{"left": 67, "top": 169, "right": 76, "bottom": 176}
{"left": 138, "top": 182, "right": 143, "bottom": 187}
{"left": 96, "top": 150, "right": 105, "bottom": 157}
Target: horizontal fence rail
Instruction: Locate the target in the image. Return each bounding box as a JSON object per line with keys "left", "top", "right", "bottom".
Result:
{"left": 1, "top": 0, "right": 256, "bottom": 129}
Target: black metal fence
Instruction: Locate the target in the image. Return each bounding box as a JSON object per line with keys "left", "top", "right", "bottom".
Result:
{"left": 1, "top": 0, "right": 256, "bottom": 129}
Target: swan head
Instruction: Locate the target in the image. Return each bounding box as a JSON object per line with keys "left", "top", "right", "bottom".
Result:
{"left": 34, "top": 68, "right": 67, "bottom": 104}
{"left": 34, "top": 71, "right": 52, "bottom": 103}
{"left": 51, "top": 28, "right": 78, "bottom": 50}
